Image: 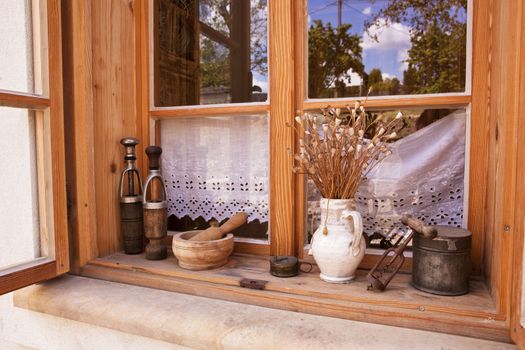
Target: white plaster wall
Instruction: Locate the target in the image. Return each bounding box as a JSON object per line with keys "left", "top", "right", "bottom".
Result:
{"left": 0, "top": 107, "right": 40, "bottom": 269}
{"left": 0, "top": 0, "right": 40, "bottom": 269}
{"left": 0, "top": 0, "right": 34, "bottom": 93}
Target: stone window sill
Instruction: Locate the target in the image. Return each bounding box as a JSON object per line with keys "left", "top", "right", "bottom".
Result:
{"left": 13, "top": 275, "right": 513, "bottom": 349}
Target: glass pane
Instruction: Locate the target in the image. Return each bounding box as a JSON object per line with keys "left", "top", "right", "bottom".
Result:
{"left": 154, "top": 0, "right": 268, "bottom": 107}
{"left": 307, "top": 0, "right": 468, "bottom": 99}
{"left": 304, "top": 108, "right": 467, "bottom": 249}
{"left": 0, "top": 0, "right": 46, "bottom": 94}
{"left": 160, "top": 115, "right": 269, "bottom": 241}
{"left": 0, "top": 107, "right": 41, "bottom": 269}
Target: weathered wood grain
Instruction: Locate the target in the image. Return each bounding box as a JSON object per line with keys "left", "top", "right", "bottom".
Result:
{"left": 0, "top": 90, "right": 49, "bottom": 109}
{"left": 61, "top": 0, "right": 99, "bottom": 273}
{"left": 269, "top": 0, "right": 295, "bottom": 256}
{"left": 91, "top": 0, "right": 138, "bottom": 256}
{"left": 81, "top": 252, "right": 508, "bottom": 342}
{"left": 47, "top": 0, "right": 69, "bottom": 275}
{"left": 509, "top": 0, "right": 525, "bottom": 345}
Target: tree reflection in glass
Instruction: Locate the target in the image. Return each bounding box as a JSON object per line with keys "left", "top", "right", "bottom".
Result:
{"left": 154, "top": 0, "right": 268, "bottom": 107}
{"left": 308, "top": 0, "right": 468, "bottom": 98}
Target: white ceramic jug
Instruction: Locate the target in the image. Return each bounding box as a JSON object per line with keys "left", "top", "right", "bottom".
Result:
{"left": 310, "top": 198, "right": 366, "bottom": 283}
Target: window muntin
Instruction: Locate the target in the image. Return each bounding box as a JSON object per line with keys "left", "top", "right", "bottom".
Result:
{"left": 160, "top": 114, "right": 269, "bottom": 241}
{"left": 307, "top": 0, "right": 468, "bottom": 99}
{"left": 154, "top": 0, "right": 268, "bottom": 107}
{"left": 150, "top": 1, "right": 474, "bottom": 257}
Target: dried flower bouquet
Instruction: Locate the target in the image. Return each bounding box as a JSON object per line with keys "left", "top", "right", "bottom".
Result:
{"left": 293, "top": 102, "right": 404, "bottom": 200}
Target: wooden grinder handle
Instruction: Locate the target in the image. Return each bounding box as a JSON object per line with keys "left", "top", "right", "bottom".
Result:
{"left": 189, "top": 212, "right": 248, "bottom": 241}
{"left": 401, "top": 215, "right": 437, "bottom": 239}
{"left": 146, "top": 146, "right": 162, "bottom": 170}
{"left": 218, "top": 212, "right": 248, "bottom": 234}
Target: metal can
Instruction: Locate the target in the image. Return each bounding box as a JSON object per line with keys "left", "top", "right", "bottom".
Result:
{"left": 269, "top": 256, "right": 313, "bottom": 278}
{"left": 412, "top": 226, "right": 471, "bottom": 296}
{"left": 270, "top": 256, "right": 300, "bottom": 277}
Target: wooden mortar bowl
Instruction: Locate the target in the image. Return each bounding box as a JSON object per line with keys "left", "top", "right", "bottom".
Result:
{"left": 172, "top": 230, "right": 234, "bottom": 270}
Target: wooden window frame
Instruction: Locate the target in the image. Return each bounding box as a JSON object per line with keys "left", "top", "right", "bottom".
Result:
{"left": 0, "top": 0, "right": 69, "bottom": 295}
{"left": 139, "top": 0, "right": 493, "bottom": 266}
{"left": 136, "top": 0, "right": 508, "bottom": 308}
{"left": 67, "top": 0, "right": 525, "bottom": 343}
{"left": 293, "top": 0, "right": 487, "bottom": 271}
{"left": 143, "top": 0, "right": 485, "bottom": 263}
{"left": 143, "top": 0, "right": 294, "bottom": 256}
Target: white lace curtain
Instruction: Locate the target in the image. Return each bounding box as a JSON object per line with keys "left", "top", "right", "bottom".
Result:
{"left": 307, "top": 110, "right": 466, "bottom": 237}
{"left": 161, "top": 111, "right": 466, "bottom": 238}
{"left": 160, "top": 115, "right": 269, "bottom": 224}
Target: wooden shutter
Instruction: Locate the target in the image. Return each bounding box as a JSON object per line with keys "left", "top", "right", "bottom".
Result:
{"left": 0, "top": 0, "right": 69, "bottom": 295}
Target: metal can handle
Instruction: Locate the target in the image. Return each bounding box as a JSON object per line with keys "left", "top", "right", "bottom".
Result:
{"left": 299, "top": 261, "right": 313, "bottom": 273}
{"left": 143, "top": 173, "right": 167, "bottom": 205}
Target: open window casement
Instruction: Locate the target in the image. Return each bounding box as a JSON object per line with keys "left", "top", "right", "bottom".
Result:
{"left": 0, "top": 0, "right": 69, "bottom": 295}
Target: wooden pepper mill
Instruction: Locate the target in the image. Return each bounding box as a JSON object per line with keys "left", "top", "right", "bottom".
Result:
{"left": 143, "top": 146, "right": 167, "bottom": 260}
{"left": 119, "top": 137, "right": 144, "bottom": 254}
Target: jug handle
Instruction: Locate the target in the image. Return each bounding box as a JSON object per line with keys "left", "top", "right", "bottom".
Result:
{"left": 307, "top": 234, "right": 315, "bottom": 256}
{"left": 341, "top": 210, "right": 363, "bottom": 257}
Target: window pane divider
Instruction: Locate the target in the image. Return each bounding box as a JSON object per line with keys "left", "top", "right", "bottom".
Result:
{"left": 150, "top": 103, "right": 269, "bottom": 118}
{"left": 0, "top": 90, "right": 50, "bottom": 109}
{"left": 303, "top": 94, "right": 471, "bottom": 111}
{"left": 0, "top": 258, "right": 56, "bottom": 295}
{"left": 0, "top": 257, "right": 54, "bottom": 277}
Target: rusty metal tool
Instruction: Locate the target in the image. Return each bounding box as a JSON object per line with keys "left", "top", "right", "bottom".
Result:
{"left": 366, "top": 215, "right": 437, "bottom": 292}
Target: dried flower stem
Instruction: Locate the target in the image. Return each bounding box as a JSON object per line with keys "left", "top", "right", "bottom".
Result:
{"left": 293, "top": 103, "right": 403, "bottom": 199}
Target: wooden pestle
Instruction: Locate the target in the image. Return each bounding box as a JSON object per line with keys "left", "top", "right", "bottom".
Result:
{"left": 400, "top": 214, "right": 438, "bottom": 239}
{"left": 189, "top": 212, "right": 248, "bottom": 241}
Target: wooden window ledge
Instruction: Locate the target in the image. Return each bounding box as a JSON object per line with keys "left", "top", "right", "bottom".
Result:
{"left": 80, "top": 252, "right": 508, "bottom": 342}
{"left": 14, "top": 275, "right": 513, "bottom": 349}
